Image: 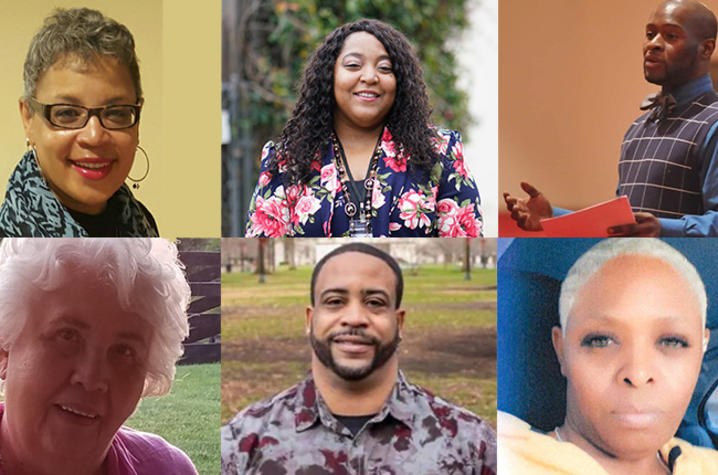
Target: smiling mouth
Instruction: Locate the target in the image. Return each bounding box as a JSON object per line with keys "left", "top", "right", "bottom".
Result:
{"left": 70, "top": 159, "right": 113, "bottom": 169}
{"left": 354, "top": 92, "right": 380, "bottom": 98}
{"left": 57, "top": 404, "right": 99, "bottom": 419}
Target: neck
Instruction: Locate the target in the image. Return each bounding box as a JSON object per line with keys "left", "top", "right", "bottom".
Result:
{"left": 333, "top": 119, "right": 384, "bottom": 151}
{"left": 557, "top": 421, "right": 668, "bottom": 475}
{"left": 312, "top": 357, "right": 398, "bottom": 415}
{"left": 0, "top": 412, "right": 106, "bottom": 475}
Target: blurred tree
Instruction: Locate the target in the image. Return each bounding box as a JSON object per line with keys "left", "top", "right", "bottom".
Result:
{"left": 223, "top": 0, "right": 474, "bottom": 235}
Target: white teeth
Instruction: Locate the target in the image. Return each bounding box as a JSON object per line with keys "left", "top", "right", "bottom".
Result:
{"left": 356, "top": 92, "right": 378, "bottom": 98}
{"left": 74, "top": 162, "right": 109, "bottom": 169}
{"left": 59, "top": 405, "right": 98, "bottom": 418}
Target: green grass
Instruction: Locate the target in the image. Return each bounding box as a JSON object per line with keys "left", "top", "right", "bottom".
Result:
{"left": 127, "top": 363, "right": 219, "bottom": 475}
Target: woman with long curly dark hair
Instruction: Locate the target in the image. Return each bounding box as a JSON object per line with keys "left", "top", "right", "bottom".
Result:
{"left": 246, "top": 19, "right": 483, "bottom": 237}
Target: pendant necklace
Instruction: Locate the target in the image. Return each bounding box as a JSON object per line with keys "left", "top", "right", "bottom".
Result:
{"left": 331, "top": 130, "right": 383, "bottom": 237}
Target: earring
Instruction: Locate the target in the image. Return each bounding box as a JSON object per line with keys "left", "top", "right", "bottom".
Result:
{"left": 127, "top": 145, "right": 150, "bottom": 190}
{"left": 25, "top": 137, "right": 32, "bottom": 151}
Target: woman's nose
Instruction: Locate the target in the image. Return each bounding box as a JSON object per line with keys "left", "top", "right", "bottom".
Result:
{"left": 360, "top": 66, "right": 378, "bottom": 84}
{"left": 617, "top": 345, "right": 655, "bottom": 387}
{"left": 70, "top": 349, "right": 109, "bottom": 393}
{"left": 76, "top": 115, "right": 109, "bottom": 146}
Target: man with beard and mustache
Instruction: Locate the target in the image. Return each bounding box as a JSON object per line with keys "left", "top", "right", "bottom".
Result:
{"left": 220, "top": 243, "right": 497, "bottom": 474}
{"left": 504, "top": 0, "right": 718, "bottom": 237}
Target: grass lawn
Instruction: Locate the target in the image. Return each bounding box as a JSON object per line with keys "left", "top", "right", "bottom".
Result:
{"left": 222, "top": 264, "right": 497, "bottom": 427}
{"left": 127, "top": 363, "right": 220, "bottom": 475}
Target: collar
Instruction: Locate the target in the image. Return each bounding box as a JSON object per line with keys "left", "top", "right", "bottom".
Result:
{"left": 665, "top": 75, "right": 713, "bottom": 106}
{"left": 293, "top": 370, "right": 416, "bottom": 434}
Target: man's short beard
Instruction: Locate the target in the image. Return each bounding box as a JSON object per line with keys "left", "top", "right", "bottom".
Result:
{"left": 309, "top": 326, "right": 400, "bottom": 381}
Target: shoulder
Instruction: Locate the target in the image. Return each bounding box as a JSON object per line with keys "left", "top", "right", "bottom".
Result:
{"left": 405, "top": 377, "right": 495, "bottom": 447}
{"left": 112, "top": 426, "right": 197, "bottom": 474}
{"left": 497, "top": 412, "right": 606, "bottom": 474}
{"left": 431, "top": 127, "right": 463, "bottom": 156}
{"left": 222, "top": 382, "right": 302, "bottom": 445}
{"left": 664, "top": 437, "right": 718, "bottom": 473}
{"left": 135, "top": 199, "right": 159, "bottom": 235}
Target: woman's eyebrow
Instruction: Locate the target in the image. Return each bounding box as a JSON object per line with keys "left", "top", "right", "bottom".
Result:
{"left": 49, "top": 94, "right": 134, "bottom": 105}
{"left": 47, "top": 316, "right": 89, "bottom": 329}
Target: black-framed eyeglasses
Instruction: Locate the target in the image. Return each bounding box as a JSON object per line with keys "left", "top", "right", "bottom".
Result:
{"left": 29, "top": 98, "right": 141, "bottom": 130}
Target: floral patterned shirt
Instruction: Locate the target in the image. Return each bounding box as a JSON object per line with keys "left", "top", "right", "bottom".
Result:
{"left": 245, "top": 128, "right": 483, "bottom": 237}
{"left": 221, "top": 371, "right": 497, "bottom": 474}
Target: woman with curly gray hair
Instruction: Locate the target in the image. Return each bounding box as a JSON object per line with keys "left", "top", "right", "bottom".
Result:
{"left": 0, "top": 8, "right": 157, "bottom": 237}
{"left": 0, "top": 238, "right": 197, "bottom": 474}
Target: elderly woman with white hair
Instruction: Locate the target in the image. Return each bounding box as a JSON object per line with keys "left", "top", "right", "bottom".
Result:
{"left": 0, "top": 238, "right": 196, "bottom": 474}
{"left": 499, "top": 239, "right": 718, "bottom": 474}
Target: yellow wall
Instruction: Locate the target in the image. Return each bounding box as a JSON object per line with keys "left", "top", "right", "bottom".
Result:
{"left": 499, "top": 0, "right": 718, "bottom": 211}
{"left": 0, "top": 0, "right": 220, "bottom": 237}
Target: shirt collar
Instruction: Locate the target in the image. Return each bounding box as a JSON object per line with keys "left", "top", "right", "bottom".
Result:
{"left": 667, "top": 75, "right": 713, "bottom": 106}
{"left": 293, "top": 370, "right": 416, "bottom": 433}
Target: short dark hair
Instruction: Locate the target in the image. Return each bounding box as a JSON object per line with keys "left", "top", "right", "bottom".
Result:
{"left": 310, "top": 243, "right": 403, "bottom": 308}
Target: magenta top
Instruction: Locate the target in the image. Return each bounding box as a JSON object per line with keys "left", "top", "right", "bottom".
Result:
{"left": 0, "top": 403, "right": 197, "bottom": 474}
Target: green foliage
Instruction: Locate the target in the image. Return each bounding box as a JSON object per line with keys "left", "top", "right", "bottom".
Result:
{"left": 236, "top": 0, "right": 472, "bottom": 168}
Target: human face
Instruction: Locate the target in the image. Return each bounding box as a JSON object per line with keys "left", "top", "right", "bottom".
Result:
{"left": 643, "top": 2, "right": 704, "bottom": 89}
{"left": 0, "top": 279, "right": 151, "bottom": 473}
{"left": 553, "top": 256, "right": 708, "bottom": 461}
{"left": 307, "top": 252, "right": 404, "bottom": 382}
{"left": 20, "top": 55, "right": 140, "bottom": 215}
{"left": 333, "top": 32, "right": 397, "bottom": 133}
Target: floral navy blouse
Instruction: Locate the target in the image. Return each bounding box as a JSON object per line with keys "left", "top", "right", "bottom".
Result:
{"left": 246, "top": 127, "right": 483, "bottom": 237}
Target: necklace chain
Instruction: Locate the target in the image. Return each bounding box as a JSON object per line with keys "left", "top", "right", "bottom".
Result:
{"left": 331, "top": 131, "right": 383, "bottom": 235}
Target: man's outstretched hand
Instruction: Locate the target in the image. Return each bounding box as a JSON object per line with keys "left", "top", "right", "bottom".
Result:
{"left": 503, "top": 182, "right": 552, "bottom": 231}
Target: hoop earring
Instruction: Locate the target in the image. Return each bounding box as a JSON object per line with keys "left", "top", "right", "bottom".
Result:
{"left": 127, "top": 145, "right": 150, "bottom": 190}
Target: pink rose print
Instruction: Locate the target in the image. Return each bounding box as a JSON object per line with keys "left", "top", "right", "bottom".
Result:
{"left": 285, "top": 184, "right": 300, "bottom": 206}
{"left": 370, "top": 178, "right": 386, "bottom": 209}
{"left": 455, "top": 203, "right": 481, "bottom": 237}
{"left": 261, "top": 142, "right": 272, "bottom": 161}
{"left": 450, "top": 140, "right": 464, "bottom": 161}
{"left": 381, "top": 129, "right": 406, "bottom": 172}
{"left": 258, "top": 171, "right": 272, "bottom": 187}
{"left": 320, "top": 163, "right": 340, "bottom": 193}
{"left": 452, "top": 158, "right": 469, "bottom": 178}
{"left": 398, "top": 189, "right": 433, "bottom": 229}
{"left": 294, "top": 191, "right": 321, "bottom": 226}
{"left": 434, "top": 131, "right": 450, "bottom": 155}
{"left": 437, "top": 198, "right": 459, "bottom": 216}
{"left": 250, "top": 195, "right": 290, "bottom": 237}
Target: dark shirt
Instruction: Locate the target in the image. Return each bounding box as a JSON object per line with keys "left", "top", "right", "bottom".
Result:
{"left": 221, "top": 371, "right": 497, "bottom": 474}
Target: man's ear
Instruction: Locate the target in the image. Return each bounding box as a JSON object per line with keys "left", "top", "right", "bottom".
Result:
{"left": 701, "top": 38, "right": 715, "bottom": 59}
{"left": 551, "top": 326, "right": 566, "bottom": 377}
{"left": 395, "top": 308, "right": 406, "bottom": 339}
{"left": 305, "top": 306, "right": 313, "bottom": 336}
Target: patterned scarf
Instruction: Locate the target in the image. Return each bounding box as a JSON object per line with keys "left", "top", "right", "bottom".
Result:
{"left": 0, "top": 150, "right": 158, "bottom": 237}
